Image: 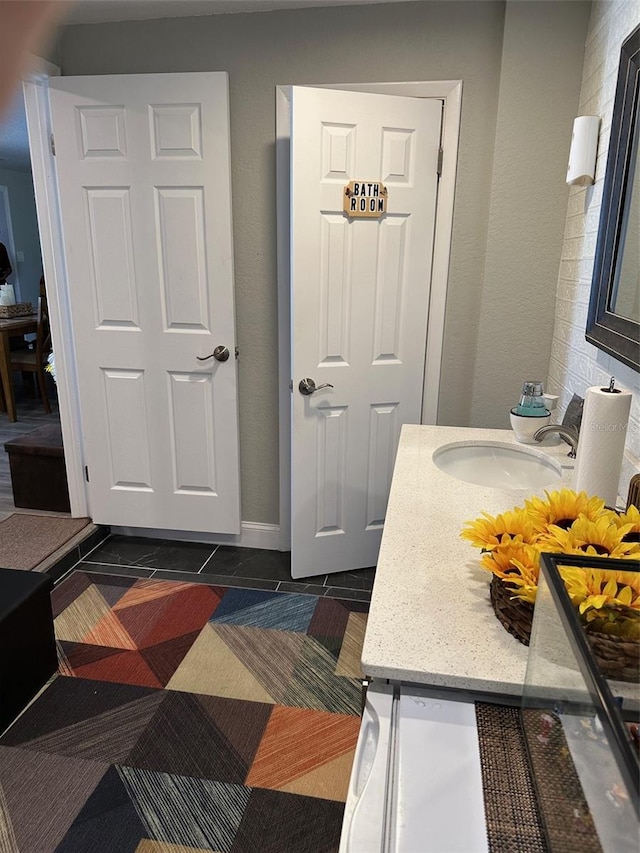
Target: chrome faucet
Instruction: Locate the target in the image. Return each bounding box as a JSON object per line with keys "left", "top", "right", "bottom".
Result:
{"left": 533, "top": 424, "right": 579, "bottom": 458}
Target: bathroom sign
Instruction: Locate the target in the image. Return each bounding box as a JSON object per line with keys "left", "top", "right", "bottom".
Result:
{"left": 343, "top": 181, "right": 387, "bottom": 218}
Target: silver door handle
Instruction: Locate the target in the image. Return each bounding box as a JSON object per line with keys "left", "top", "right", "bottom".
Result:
{"left": 299, "top": 378, "right": 334, "bottom": 396}
{"left": 197, "top": 345, "right": 230, "bottom": 362}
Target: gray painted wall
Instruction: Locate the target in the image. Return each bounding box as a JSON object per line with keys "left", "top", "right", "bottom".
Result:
{"left": 58, "top": 0, "right": 590, "bottom": 525}
{"left": 471, "top": 0, "right": 590, "bottom": 424}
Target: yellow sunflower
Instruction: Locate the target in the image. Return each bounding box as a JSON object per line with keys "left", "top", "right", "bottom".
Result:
{"left": 524, "top": 489, "right": 607, "bottom": 530}
{"left": 537, "top": 514, "right": 640, "bottom": 559}
{"left": 559, "top": 567, "right": 640, "bottom": 639}
{"left": 506, "top": 558, "right": 542, "bottom": 604}
{"left": 481, "top": 539, "right": 540, "bottom": 604}
{"left": 461, "top": 507, "right": 542, "bottom": 549}
{"left": 611, "top": 504, "right": 640, "bottom": 542}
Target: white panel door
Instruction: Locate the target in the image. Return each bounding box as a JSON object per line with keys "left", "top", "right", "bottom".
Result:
{"left": 291, "top": 87, "right": 441, "bottom": 577}
{"left": 49, "top": 73, "right": 240, "bottom": 533}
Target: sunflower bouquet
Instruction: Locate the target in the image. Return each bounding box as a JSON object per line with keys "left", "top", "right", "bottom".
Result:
{"left": 461, "top": 489, "right": 640, "bottom": 645}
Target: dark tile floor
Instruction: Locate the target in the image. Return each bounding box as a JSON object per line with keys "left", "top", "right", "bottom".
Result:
{"left": 56, "top": 533, "right": 376, "bottom": 601}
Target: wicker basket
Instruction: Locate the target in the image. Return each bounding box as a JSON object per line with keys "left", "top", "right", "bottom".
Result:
{"left": 628, "top": 473, "right": 640, "bottom": 512}
{"left": 490, "top": 576, "right": 640, "bottom": 683}
{"left": 0, "top": 302, "right": 33, "bottom": 319}
{"left": 587, "top": 631, "right": 640, "bottom": 682}
{"left": 490, "top": 576, "right": 533, "bottom": 646}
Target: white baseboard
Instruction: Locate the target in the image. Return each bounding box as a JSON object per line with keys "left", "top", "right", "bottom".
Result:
{"left": 110, "top": 521, "right": 282, "bottom": 551}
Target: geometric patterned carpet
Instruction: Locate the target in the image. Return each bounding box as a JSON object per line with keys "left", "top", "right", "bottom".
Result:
{"left": 0, "top": 571, "right": 369, "bottom": 852}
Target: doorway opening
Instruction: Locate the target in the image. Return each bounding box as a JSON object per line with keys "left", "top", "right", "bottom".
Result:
{"left": 0, "top": 68, "right": 62, "bottom": 520}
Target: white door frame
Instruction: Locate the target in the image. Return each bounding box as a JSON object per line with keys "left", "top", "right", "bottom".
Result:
{"left": 277, "top": 80, "right": 462, "bottom": 552}
{"left": 22, "top": 58, "right": 91, "bottom": 519}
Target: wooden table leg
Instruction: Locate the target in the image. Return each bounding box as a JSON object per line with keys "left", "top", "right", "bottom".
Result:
{"left": 0, "top": 331, "right": 17, "bottom": 421}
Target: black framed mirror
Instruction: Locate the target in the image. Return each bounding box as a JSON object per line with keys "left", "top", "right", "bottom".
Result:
{"left": 586, "top": 24, "right": 640, "bottom": 372}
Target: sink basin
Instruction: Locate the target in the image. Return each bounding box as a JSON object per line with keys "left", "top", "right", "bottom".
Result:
{"left": 432, "top": 441, "right": 563, "bottom": 490}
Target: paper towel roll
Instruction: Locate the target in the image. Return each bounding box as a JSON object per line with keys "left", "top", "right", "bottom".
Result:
{"left": 573, "top": 384, "right": 632, "bottom": 506}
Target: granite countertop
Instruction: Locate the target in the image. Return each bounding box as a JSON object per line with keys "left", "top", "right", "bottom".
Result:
{"left": 361, "top": 424, "right": 576, "bottom": 696}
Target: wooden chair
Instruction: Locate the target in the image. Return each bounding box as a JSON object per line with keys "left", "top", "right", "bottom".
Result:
{"left": 9, "top": 297, "right": 52, "bottom": 413}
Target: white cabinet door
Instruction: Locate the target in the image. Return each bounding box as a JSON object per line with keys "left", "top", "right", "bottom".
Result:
{"left": 290, "top": 86, "right": 441, "bottom": 577}
{"left": 49, "top": 73, "right": 240, "bottom": 533}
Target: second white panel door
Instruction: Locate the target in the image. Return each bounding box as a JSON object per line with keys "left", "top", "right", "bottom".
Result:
{"left": 291, "top": 87, "right": 442, "bottom": 578}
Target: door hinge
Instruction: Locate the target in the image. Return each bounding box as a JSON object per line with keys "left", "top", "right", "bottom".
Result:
{"left": 289, "top": 379, "right": 293, "bottom": 392}
{"left": 50, "top": 133, "right": 56, "bottom": 157}
{"left": 235, "top": 346, "right": 239, "bottom": 359}
{"left": 436, "top": 147, "right": 443, "bottom": 177}
{"left": 84, "top": 465, "right": 89, "bottom": 483}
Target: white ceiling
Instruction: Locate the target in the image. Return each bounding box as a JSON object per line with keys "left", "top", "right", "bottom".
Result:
{"left": 63, "top": 0, "right": 415, "bottom": 25}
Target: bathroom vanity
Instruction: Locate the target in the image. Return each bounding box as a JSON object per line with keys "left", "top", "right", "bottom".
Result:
{"left": 362, "top": 424, "right": 575, "bottom": 694}
{"left": 340, "top": 425, "right": 638, "bottom": 852}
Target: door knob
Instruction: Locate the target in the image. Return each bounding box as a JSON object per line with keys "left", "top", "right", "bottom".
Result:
{"left": 299, "top": 378, "right": 334, "bottom": 396}
{"left": 197, "top": 345, "right": 230, "bottom": 362}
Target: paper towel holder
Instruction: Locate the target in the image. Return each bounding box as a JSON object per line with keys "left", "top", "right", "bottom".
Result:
{"left": 602, "top": 376, "right": 621, "bottom": 394}
{"left": 566, "top": 115, "right": 600, "bottom": 186}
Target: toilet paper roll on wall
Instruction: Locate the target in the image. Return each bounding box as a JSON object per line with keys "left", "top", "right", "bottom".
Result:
{"left": 573, "top": 384, "right": 632, "bottom": 507}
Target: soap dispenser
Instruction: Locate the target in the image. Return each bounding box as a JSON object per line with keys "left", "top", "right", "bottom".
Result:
{"left": 515, "top": 381, "right": 549, "bottom": 417}
{"left": 510, "top": 381, "right": 551, "bottom": 443}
